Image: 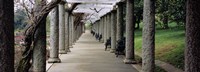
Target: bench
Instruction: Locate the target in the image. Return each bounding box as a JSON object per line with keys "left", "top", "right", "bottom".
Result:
{"left": 104, "top": 37, "right": 111, "bottom": 51}
{"left": 98, "top": 34, "right": 102, "bottom": 42}
{"left": 115, "top": 37, "right": 126, "bottom": 57}
{"left": 95, "top": 33, "right": 99, "bottom": 40}
{"left": 90, "top": 30, "right": 95, "bottom": 36}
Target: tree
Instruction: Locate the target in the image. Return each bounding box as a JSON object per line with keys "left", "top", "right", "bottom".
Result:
{"left": 168, "top": 0, "right": 186, "bottom": 27}
{"left": 185, "top": 0, "right": 200, "bottom": 72}
{"left": 156, "top": 0, "right": 169, "bottom": 29}
{"left": 134, "top": 0, "right": 143, "bottom": 29}
{"left": 156, "top": 0, "right": 186, "bottom": 28}
{"left": 0, "top": 0, "right": 14, "bottom": 72}
{"left": 14, "top": 9, "right": 28, "bottom": 30}
{"left": 142, "top": 0, "right": 155, "bottom": 72}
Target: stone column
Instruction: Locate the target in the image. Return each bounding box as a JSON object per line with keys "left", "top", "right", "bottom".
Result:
{"left": 124, "top": 0, "right": 136, "bottom": 64}
{"left": 69, "top": 15, "right": 73, "bottom": 48}
{"left": 77, "top": 25, "right": 80, "bottom": 40}
{"left": 94, "top": 23, "right": 97, "bottom": 33}
{"left": 65, "top": 10, "right": 70, "bottom": 52}
{"left": 142, "top": 0, "right": 155, "bottom": 71}
{"left": 78, "top": 25, "right": 81, "bottom": 38}
{"left": 100, "top": 17, "right": 104, "bottom": 42}
{"left": 117, "top": 2, "right": 124, "bottom": 41}
{"left": 106, "top": 15, "right": 109, "bottom": 40}
{"left": 110, "top": 10, "right": 117, "bottom": 53}
{"left": 94, "top": 23, "right": 96, "bottom": 33}
{"left": 58, "top": 2, "right": 67, "bottom": 54}
{"left": 48, "top": 7, "right": 61, "bottom": 63}
{"left": 97, "top": 21, "right": 100, "bottom": 36}
{"left": 104, "top": 16, "right": 107, "bottom": 43}
{"left": 32, "top": 1, "right": 47, "bottom": 71}
{"left": 107, "top": 13, "right": 111, "bottom": 39}
{"left": 72, "top": 16, "right": 75, "bottom": 45}
{"left": 76, "top": 25, "right": 80, "bottom": 40}
{"left": 75, "top": 25, "right": 78, "bottom": 42}
{"left": 74, "top": 28, "right": 77, "bottom": 42}
{"left": 106, "top": 14, "right": 110, "bottom": 40}
{"left": 99, "top": 21, "right": 101, "bottom": 35}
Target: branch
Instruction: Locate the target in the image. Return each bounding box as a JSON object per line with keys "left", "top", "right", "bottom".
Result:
{"left": 89, "top": 8, "right": 104, "bottom": 13}
{"left": 21, "top": 0, "right": 32, "bottom": 20}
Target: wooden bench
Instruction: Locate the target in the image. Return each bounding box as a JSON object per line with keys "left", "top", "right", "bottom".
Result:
{"left": 115, "top": 37, "right": 126, "bottom": 57}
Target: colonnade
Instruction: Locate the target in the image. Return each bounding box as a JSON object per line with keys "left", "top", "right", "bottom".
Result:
{"left": 48, "top": 2, "right": 84, "bottom": 63}
{"left": 91, "top": 2, "right": 135, "bottom": 64}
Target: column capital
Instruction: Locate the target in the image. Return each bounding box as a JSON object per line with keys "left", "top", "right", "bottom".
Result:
{"left": 60, "top": 0, "right": 66, "bottom": 4}
{"left": 111, "top": 10, "right": 117, "bottom": 13}
{"left": 116, "top": 2, "right": 124, "bottom": 6}
{"left": 107, "top": 12, "right": 112, "bottom": 15}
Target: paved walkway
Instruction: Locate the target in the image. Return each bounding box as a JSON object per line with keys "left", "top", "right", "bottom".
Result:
{"left": 47, "top": 30, "right": 138, "bottom": 72}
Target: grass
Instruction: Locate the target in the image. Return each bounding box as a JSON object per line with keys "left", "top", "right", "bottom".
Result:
{"left": 134, "top": 23, "right": 185, "bottom": 70}
{"left": 155, "top": 65, "right": 167, "bottom": 72}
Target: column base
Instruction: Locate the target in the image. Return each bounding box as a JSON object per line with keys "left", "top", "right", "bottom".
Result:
{"left": 32, "top": 69, "right": 45, "bottom": 72}
{"left": 69, "top": 46, "right": 73, "bottom": 48}
{"left": 66, "top": 49, "right": 71, "bottom": 52}
{"left": 110, "top": 49, "right": 115, "bottom": 53}
{"left": 48, "top": 58, "right": 61, "bottom": 63}
{"left": 123, "top": 58, "right": 137, "bottom": 64}
{"left": 59, "top": 50, "right": 67, "bottom": 54}
{"left": 100, "top": 40, "right": 104, "bottom": 43}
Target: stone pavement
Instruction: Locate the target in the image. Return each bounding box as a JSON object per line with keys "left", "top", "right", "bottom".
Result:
{"left": 47, "top": 30, "right": 138, "bottom": 72}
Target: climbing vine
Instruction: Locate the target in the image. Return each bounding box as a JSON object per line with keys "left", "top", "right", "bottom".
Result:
{"left": 16, "top": 0, "right": 61, "bottom": 71}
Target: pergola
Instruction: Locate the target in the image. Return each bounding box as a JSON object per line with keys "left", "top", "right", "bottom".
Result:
{"left": 1, "top": 0, "right": 200, "bottom": 72}
{"left": 68, "top": 0, "right": 121, "bottom": 22}
{"left": 46, "top": 0, "right": 138, "bottom": 69}
{"left": 47, "top": 0, "right": 139, "bottom": 71}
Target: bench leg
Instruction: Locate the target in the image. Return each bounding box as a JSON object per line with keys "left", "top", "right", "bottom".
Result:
{"left": 105, "top": 46, "right": 107, "bottom": 51}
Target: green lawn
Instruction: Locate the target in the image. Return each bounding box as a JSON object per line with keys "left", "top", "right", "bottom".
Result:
{"left": 134, "top": 24, "right": 185, "bottom": 70}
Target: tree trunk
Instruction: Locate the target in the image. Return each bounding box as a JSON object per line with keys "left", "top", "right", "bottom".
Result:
{"left": 162, "top": 0, "right": 169, "bottom": 29}
{"left": 32, "top": 0, "right": 47, "bottom": 72}
{"left": 124, "top": 0, "right": 136, "bottom": 64}
{"left": 142, "top": 0, "right": 155, "bottom": 72}
{"left": 0, "top": 0, "right": 14, "bottom": 72}
{"left": 163, "top": 15, "right": 169, "bottom": 29}
{"left": 185, "top": 0, "right": 200, "bottom": 72}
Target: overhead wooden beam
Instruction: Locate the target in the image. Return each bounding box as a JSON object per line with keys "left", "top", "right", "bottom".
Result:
{"left": 66, "top": 0, "right": 117, "bottom": 4}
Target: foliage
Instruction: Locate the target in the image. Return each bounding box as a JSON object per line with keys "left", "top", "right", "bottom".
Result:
{"left": 134, "top": 0, "right": 143, "bottom": 29}
{"left": 14, "top": 9, "right": 28, "bottom": 30}
{"left": 168, "top": 0, "right": 186, "bottom": 26}
{"left": 155, "top": 66, "right": 167, "bottom": 72}
{"left": 156, "top": 0, "right": 186, "bottom": 28}
{"left": 122, "top": 0, "right": 143, "bottom": 30}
